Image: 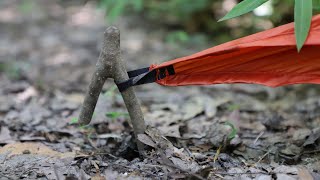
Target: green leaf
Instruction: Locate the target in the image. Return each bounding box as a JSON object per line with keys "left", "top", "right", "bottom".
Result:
{"left": 165, "top": 30, "right": 189, "bottom": 47}
{"left": 313, "top": 0, "right": 320, "bottom": 10}
{"left": 131, "top": 0, "right": 143, "bottom": 11}
{"left": 227, "top": 103, "right": 240, "bottom": 111}
{"left": 224, "top": 121, "right": 238, "bottom": 140}
{"left": 294, "top": 0, "right": 313, "bottom": 52}
{"left": 70, "top": 117, "right": 79, "bottom": 124}
{"left": 106, "top": 112, "right": 129, "bottom": 119}
{"left": 19, "top": 0, "right": 34, "bottom": 14}
{"left": 218, "top": 0, "right": 269, "bottom": 22}
{"left": 106, "top": 0, "right": 126, "bottom": 23}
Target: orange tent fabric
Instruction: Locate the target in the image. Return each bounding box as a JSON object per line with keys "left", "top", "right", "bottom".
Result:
{"left": 150, "top": 14, "right": 320, "bottom": 88}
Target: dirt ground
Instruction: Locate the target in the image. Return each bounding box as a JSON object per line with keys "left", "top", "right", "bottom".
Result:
{"left": 0, "top": 0, "right": 319, "bottom": 179}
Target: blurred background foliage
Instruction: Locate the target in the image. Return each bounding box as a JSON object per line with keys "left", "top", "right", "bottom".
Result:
{"left": 97, "top": 0, "right": 303, "bottom": 46}
{"left": 13, "top": 0, "right": 319, "bottom": 48}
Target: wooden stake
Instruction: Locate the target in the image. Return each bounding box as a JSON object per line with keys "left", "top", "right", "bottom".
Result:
{"left": 79, "top": 26, "right": 146, "bottom": 154}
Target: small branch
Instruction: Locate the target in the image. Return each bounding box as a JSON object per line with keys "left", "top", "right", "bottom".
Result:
{"left": 213, "top": 172, "right": 269, "bottom": 175}
{"left": 253, "top": 131, "right": 264, "bottom": 145}
{"left": 78, "top": 30, "right": 112, "bottom": 125}
{"left": 106, "top": 26, "right": 146, "bottom": 153}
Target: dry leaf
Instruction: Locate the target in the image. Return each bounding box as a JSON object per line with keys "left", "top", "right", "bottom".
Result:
{"left": 303, "top": 128, "right": 320, "bottom": 147}
{"left": 0, "top": 142, "right": 75, "bottom": 158}
{"left": 137, "top": 134, "right": 156, "bottom": 148}
{"left": 298, "top": 168, "right": 314, "bottom": 180}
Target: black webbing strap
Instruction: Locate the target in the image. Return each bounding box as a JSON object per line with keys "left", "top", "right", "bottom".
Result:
{"left": 116, "top": 65, "right": 175, "bottom": 92}
{"left": 127, "top": 67, "right": 150, "bottom": 78}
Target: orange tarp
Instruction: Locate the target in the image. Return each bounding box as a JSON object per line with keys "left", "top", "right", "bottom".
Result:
{"left": 150, "top": 15, "right": 320, "bottom": 87}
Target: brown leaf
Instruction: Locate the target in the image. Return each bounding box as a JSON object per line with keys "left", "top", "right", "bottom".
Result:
{"left": 170, "top": 157, "right": 200, "bottom": 173}
{"left": 145, "top": 126, "right": 174, "bottom": 150}
{"left": 137, "top": 134, "right": 156, "bottom": 148}
{"left": 181, "top": 96, "right": 205, "bottom": 120}
{"left": 303, "top": 127, "right": 320, "bottom": 147}
{"left": 158, "top": 124, "right": 181, "bottom": 138}
{"left": 0, "top": 142, "right": 75, "bottom": 158}
{"left": 91, "top": 175, "right": 105, "bottom": 180}
{"left": 273, "top": 165, "right": 298, "bottom": 174}
{"left": 298, "top": 168, "right": 314, "bottom": 180}
{"left": 276, "top": 174, "right": 296, "bottom": 180}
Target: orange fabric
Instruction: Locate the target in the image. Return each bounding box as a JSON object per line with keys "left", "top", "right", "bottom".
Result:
{"left": 150, "top": 14, "right": 320, "bottom": 87}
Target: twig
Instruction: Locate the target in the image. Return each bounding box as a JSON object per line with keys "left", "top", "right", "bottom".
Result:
{"left": 253, "top": 131, "right": 264, "bottom": 145}
{"left": 254, "top": 149, "right": 272, "bottom": 166}
{"left": 86, "top": 135, "right": 98, "bottom": 150}
{"left": 213, "top": 145, "right": 222, "bottom": 163}
{"left": 213, "top": 171, "right": 269, "bottom": 175}
{"left": 95, "top": 152, "right": 118, "bottom": 159}
{"left": 302, "top": 149, "right": 320, "bottom": 154}
{"left": 181, "top": 142, "right": 192, "bottom": 157}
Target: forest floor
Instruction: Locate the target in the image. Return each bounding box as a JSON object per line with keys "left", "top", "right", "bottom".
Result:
{"left": 0, "top": 0, "right": 319, "bottom": 179}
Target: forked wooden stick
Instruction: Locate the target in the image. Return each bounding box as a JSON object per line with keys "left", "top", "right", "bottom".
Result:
{"left": 79, "top": 27, "right": 146, "bottom": 154}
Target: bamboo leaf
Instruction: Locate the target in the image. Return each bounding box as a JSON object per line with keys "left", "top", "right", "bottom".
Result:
{"left": 218, "top": 0, "right": 269, "bottom": 22}
{"left": 295, "top": 0, "right": 313, "bottom": 52}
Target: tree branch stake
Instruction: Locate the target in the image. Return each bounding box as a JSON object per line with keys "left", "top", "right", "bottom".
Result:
{"left": 78, "top": 26, "right": 146, "bottom": 154}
